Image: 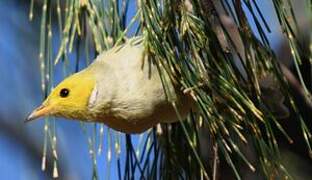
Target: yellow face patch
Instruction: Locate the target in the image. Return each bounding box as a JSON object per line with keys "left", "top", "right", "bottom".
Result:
{"left": 43, "top": 70, "right": 96, "bottom": 120}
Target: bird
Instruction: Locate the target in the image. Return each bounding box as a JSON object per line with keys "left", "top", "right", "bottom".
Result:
{"left": 26, "top": 37, "right": 195, "bottom": 133}
{"left": 26, "top": 37, "right": 289, "bottom": 133}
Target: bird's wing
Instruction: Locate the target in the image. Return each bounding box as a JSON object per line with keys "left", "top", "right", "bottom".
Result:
{"left": 94, "top": 36, "right": 144, "bottom": 63}
{"left": 90, "top": 37, "right": 170, "bottom": 118}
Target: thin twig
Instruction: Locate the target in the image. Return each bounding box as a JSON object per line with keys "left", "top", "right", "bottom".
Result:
{"left": 212, "top": 0, "right": 312, "bottom": 111}
{"left": 281, "top": 63, "right": 312, "bottom": 110}
{"left": 212, "top": 143, "right": 219, "bottom": 180}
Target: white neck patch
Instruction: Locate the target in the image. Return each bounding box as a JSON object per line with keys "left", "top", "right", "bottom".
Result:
{"left": 88, "top": 83, "right": 98, "bottom": 109}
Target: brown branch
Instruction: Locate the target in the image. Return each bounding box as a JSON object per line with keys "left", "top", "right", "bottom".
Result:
{"left": 212, "top": 143, "right": 219, "bottom": 180}
{"left": 280, "top": 63, "right": 312, "bottom": 109}
{"left": 204, "top": 0, "right": 312, "bottom": 112}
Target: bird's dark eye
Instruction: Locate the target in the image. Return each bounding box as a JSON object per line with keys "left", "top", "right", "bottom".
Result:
{"left": 60, "top": 88, "right": 70, "bottom": 98}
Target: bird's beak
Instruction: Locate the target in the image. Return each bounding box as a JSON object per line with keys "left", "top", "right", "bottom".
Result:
{"left": 25, "top": 104, "right": 52, "bottom": 123}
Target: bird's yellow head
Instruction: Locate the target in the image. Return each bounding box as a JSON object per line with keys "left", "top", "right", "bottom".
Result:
{"left": 26, "top": 70, "right": 96, "bottom": 122}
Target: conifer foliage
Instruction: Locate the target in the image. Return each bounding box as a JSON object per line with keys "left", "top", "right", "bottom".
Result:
{"left": 30, "top": 0, "right": 311, "bottom": 179}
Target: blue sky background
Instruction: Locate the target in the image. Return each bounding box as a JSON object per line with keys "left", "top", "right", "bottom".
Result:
{"left": 0, "top": 1, "right": 143, "bottom": 179}
{"left": 0, "top": 0, "right": 307, "bottom": 179}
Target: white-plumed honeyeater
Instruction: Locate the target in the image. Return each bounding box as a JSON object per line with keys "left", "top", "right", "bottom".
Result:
{"left": 27, "top": 37, "right": 289, "bottom": 133}
{"left": 26, "top": 38, "right": 194, "bottom": 133}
